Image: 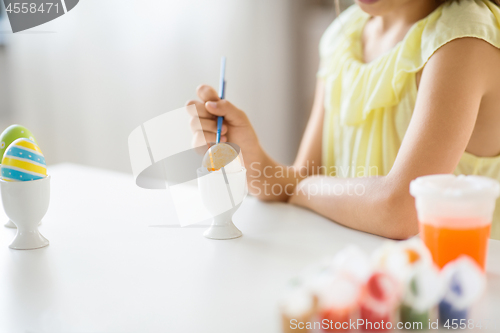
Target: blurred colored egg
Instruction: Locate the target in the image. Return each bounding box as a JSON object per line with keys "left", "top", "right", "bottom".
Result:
{"left": 1, "top": 138, "right": 47, "bottom": 181}
{"left": 0, "top": 124, "right": 37, "bottom": 161}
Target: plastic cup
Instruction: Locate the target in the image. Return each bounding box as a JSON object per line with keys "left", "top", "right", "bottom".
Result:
{"left": 410, "top": 175, "right": 500, "bottom": 271}
{"left": 438, "top": 256, "right": 486, "bottom": 325}
{"left": 399, "top": 265, "right": 443, "bottom": 329}
{"left": 280, "top": 285, "right": 316, "bottom": 333}
{"left": 317, "top": 274, "right": 362, "bottom": 332}
{"left": 359, "top": 271, "right": 400, "bottom": 331}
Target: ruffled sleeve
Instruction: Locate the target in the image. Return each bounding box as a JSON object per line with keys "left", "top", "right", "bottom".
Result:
{"left": 396, "top": 0, "right": 500, "bottom": 81}
{"left": 317, "top": 5, "right": 367, "bottom": 79}
{"left": 320, "top": 0, "right": 500, "bottom": 127}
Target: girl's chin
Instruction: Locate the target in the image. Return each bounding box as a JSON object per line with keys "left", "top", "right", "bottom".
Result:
{"left": 356, "top": 0, "right": 380, "bottom": 5}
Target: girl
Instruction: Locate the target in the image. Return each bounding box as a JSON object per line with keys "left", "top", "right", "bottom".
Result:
{"left": 187, "top": 0, "right": 500, "bottom": 240}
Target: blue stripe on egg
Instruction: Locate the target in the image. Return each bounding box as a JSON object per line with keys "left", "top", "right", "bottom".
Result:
{"left": 1, "top": 167, "right": 44, "bottom": 181}
{"left": 5, "top": 146, "right": 46, "bottom": 165}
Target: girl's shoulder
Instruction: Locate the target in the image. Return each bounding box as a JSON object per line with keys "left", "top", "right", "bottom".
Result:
{"left": 431, "top": 0, "right": 500, "bottom": 27}
{"left": 420, "top": 0, "right": 500, "bottom": 57}
{"left": 394, "top": 0, "right": 500, "bottom": 75}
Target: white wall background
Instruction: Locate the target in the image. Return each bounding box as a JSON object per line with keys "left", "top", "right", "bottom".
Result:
{"left": 0, "top": 0, "right": 341, "bottom": 173}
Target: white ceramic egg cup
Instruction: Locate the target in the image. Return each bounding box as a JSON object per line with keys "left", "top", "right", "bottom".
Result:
{"left": 0, "top": 176, "right": 50, "bottom": 250}
{"left": 197, "top": 168, "right": 247, "bottom": 240}
{"left": 5, "top": 219, "right": 41, "bottom": 228}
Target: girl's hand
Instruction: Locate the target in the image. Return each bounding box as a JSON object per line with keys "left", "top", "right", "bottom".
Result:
{"left": 186, "top": 84, "right": 262, "bottom": 163}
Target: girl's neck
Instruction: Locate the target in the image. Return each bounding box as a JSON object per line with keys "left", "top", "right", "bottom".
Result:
{"left": 361, "top": 0, "right": 440, "bottom": 63}
{"left": 376, "top": 1, "right": 440, "bottom": 32}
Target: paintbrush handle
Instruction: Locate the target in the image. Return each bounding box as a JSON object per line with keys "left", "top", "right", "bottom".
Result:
{"left": 216, "top": 57, "right": 226, "bottom": 144}
{"left": 216, "top": 116, "right": 223, "bottom": 144}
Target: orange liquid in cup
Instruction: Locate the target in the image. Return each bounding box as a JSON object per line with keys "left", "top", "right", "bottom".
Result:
{"left": 420, "top": 218, "right": 490, "bottom": 271}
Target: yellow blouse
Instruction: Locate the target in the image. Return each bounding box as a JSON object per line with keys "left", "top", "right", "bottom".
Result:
{"left": 318, "top": 0, "right": 500, "bottom": 239}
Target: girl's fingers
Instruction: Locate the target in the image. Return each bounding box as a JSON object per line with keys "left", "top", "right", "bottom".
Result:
{"left": 197, "top": 85, "right": 220, "bottom": 103}
{"left": 185, "top": 100, "right": 216, "bottom": 119}
{"left": 204, "top": 100, "right": 249, "bottom": 126}
{"left": 192, "top": 130, "right": 227, "bottom": 147}
{"left": 190, "top": 117, "right": 227, "bottom": 134}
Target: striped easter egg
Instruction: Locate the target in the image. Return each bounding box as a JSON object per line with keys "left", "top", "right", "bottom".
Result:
{"left": 1, "top": 138, "right": 47, "bottom": 181}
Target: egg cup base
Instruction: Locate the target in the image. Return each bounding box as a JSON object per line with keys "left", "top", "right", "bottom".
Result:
{"left": 203, "top": 223, "right": 242, "bottom": 240}
{"left": 4, "top": 219, "right": 16, "bottom": 228}
{"left": 9, "top": 229, "right": 49, "bottom": 250}
{"left": 203, "top": 207, "right": 243, "bottom": 240}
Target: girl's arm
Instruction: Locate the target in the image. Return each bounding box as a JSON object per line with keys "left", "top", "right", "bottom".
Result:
{"left": 187, "top": 80, "right": 325, "bottom": 201}
{"left": 289, "top": 38, "right": 495, "bottom": 239}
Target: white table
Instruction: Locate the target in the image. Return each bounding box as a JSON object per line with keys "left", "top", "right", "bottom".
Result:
{"left": 0, "top": 164, "right": 499, "bottom": 333}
